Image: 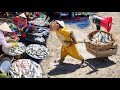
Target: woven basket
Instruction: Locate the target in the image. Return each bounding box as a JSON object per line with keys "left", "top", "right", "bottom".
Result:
{"left": 85, "top": 43, "right": 118, "bottom": 58}
{"left": 88, "top": 30, "right": 115, "bottom": 50}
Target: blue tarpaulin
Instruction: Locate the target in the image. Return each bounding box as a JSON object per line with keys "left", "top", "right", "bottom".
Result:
{"left": 65, "top": 18, "right": 91, "bottom": 29}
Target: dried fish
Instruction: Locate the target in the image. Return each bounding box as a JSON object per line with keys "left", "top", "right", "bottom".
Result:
{"left": 105, "top": 33, "right": 109, "bottom": 39}
{"left": 8, "top": 59, "right": 43, "bottom": 78}
{"left": 93, "top": 31, "right": 100, "bottom": 38}
{"left": 91, "top": 31, "right": 113, "bottom": 43}
{"left": 29, "top": 18, "right": 49, "bottom": 26}
{"left": 32, "top": 33, "right": 43, "bottom": 37}
{"left": 98, "top": 33, "right": 102, "bottom": 42}
{"left": 101, "top": 37, "right": 106, "bottom": 43}
{"left": 26, "top": 44, "right": 49, "bottom": 59}
{"left": 3, "top": 42, "right": 26, "bottom": 56}
{"left": 34, "top": 37, "right": 45, "bottom": 43}
{"left": 104, "top": 37, "right": 111, "bottom": 43}
{"left": 101, "top": 32, "right": 106, "bottom": 37}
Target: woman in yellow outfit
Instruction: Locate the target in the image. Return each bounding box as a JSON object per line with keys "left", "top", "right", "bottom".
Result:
{"left": 49, "top": 20, "right": 84, "bottom": 66}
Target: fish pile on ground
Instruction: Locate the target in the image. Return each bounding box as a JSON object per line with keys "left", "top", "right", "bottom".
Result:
{"left": 26, "top": 44, "right": 49, "bottom": 59}
{"left": 4, "top": 43, "right": 26, "bottom": 56}
{"left": 34, "top": 36, "right": 45, "bottom": 43}
{"left": 8, "top": 59, "right": 42, "bottom": 78}
{"left": 34, "top": 28, "right": 50, "bottom": 38}
{"left": 91, "top": 31, "right": 112, "bottom": 44}
{"left": 29, "top": 18, "right": 49, "bottom": 26}
{"left": 26, "top": 27, "right": 50, "bottom": 43}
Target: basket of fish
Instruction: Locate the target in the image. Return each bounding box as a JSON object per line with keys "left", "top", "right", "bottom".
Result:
{"left": 26, "top": 44, "right": 49, "bottom": 63}
{"left": 85, "top": 43, "right": 118, "bottom": 58}
{"left": 8, "top": 59, "right": 43, "bottom": 78}
{"left": 2, "top": 42, "right": 26, "bottom": 59}
{"left": 85, "top": 30, "right": 117, "bottom": 57}
{"left": 88, "top": 30, "right": 115, "bottom": 49}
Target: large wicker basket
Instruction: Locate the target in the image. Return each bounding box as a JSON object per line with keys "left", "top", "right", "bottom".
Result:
{"left": 85, "top": 43, "right": 118, "bottom": 58}
{"left": 87, "top": 30, "right": 115, "bottom": 51}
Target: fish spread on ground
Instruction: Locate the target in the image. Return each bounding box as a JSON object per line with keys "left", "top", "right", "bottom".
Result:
{"left": 34, "top": 37, "right": 45, "bottom": 43}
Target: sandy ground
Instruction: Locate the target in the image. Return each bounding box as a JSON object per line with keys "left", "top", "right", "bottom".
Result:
{"left": 41, "top": 12, "right": 120, "bottom": 78}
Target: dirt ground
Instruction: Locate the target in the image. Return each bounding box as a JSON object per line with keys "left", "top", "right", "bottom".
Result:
{"left": 41, "top": 12, "right": 120, "bottom": 78}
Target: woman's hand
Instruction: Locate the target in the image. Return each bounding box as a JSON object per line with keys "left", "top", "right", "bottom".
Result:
{"left": 12, "top": 43, "right": 18, "bottom": 47}
{"left": 7, "top": 39, "right": 15, "bottom": 42}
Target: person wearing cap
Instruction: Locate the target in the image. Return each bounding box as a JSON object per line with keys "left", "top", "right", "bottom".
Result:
{"left": 49, "top": 20, "right": 84, "bottom": 66}
{"left": 0, "top": 22, "right": 18, "bottom": 49}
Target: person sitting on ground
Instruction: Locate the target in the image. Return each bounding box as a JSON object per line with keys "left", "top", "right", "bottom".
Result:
{"left": 49, "top": 20, "right": 85, "bottom": 66}
{"left": 17, "top": 13, "right": 32, "bottom": 38}
{"left": 15, "top": 13, "right": 35, "bottom": 43}
{"left": 0, "top": 22, "right": 18, "bottom": 49}
{"left": 17, "top": 13, "right": 29, "bottom": 31}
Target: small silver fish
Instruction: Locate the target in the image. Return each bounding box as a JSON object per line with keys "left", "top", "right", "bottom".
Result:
{"left": 94, "top": 31, "right": 101, "bottom": 38}
{"left": 101, "top": 32, "right": 106, "bottom": 37}
{"left": 98, "top": 33, "right": 102, "bottom": 42}
{"left": 104, "top": 38, "right": 111, "bottom": 43}
{"left": 105, "top": 33, "right": 109, "bottom": 39}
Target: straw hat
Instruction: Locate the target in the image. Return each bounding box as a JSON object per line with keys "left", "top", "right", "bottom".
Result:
{"left": 55, "top": 20, "right": 65, "bottom": 28}
{"left": 19, "top": 13, "right": 27, "bottom": 18}
{"left": 0, "top": 22, "right": 12, "bottom": 32}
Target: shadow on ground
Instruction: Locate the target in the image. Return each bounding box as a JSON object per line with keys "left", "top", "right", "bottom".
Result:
{"left": 85, "top": 57, "right": 116, "bottom": 74}
{"left": 48, "top": 63, "right": 80, "bottom": 76}
{"left": 48, "top": 57, "right": 116, "bottom": 76}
